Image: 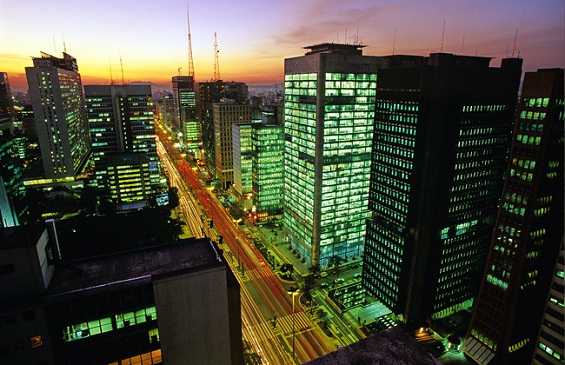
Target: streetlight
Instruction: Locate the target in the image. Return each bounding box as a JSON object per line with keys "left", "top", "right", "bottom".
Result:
{"left": 289, "top": 290, "right": 299, "bottom": 364}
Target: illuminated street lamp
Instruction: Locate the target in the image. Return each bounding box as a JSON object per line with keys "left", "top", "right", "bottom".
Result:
{"left": 288, "top": 289, "right": 300, "bottom": 364}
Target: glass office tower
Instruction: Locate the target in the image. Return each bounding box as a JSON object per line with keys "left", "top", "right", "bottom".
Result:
{"left": 363, "top": 54, "right": 523, "bottom": 328}
{"left": 252, "top": 123, "right": 284, "bottom": 221}
{"left": 283, "top": 43, "right": 381, "bottom": 267}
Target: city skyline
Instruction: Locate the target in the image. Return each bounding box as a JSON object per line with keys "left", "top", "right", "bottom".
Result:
{"left": 2, "top": 0, "right": 564, "bottom": 92}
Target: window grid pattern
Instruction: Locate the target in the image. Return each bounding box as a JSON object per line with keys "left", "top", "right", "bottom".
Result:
{"left": 434, "top": 105, "right": 512, "bottom": 314}
{"left": 365, "top": 100, "right": 417, "bottom": 308}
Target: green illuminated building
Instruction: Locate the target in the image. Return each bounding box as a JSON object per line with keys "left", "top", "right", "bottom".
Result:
{"left": 172, "top": 76, "right": 199, "bottom": 149}
{"left": 465, "top": 68, "right": 564, "bottom": 365}
{"left": 252, "top": 120, "right": 284, "bottom": 221}
{"left": 232, "top": 123, "right": 254, "bottom": 211}
{"left": 362, "top": 53, "right": 523, "bottom": 328}
{"left": 283, "top": 43, "right": 381, "bottom": 267}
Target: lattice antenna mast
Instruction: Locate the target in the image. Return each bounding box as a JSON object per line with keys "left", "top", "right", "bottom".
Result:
{"left": 120, "top": 52, "right": 125, "bottom": 85}
{"left": 213, "top": 32, "right": 220, "bottom": 81}
{"left": 187, "top": 2, "right": 195, "bottom": 79}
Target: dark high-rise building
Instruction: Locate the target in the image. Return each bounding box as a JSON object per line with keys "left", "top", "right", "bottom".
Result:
{"left": 26, "top": 52, "right": 91, "bottom": 179}
{"left": 362, "top": 53, "right": 523, "bottom": 328}
{"left": 197, "top": 80, "right": 224, "bottom": 173}
{"left": 464, "top": 68, "right": 564, "bottom": 365}
{"left": 283, "top": 43, "right": 381, "bottom": 267}
{"left": 172, "top": 76, "right": 199, "bottom": 148}
{"left": 0, "top": 72, "right": 15, "bottom": 121}
{"left": 197, "top": 81, "right": 248, "bottom": 175}
{"left": 84, "top": 84, "right": 159, "bottom": 199}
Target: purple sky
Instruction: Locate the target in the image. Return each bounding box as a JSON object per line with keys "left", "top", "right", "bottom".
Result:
{"left": 2, "top": 0, "right": 563, "bottom": 91}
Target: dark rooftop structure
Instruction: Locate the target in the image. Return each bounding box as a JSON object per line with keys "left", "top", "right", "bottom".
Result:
{"left": 303, "top": 326, "right": 441, "bottom": 365}
{"left": 304, "top": 43, "right": 366, "bottom": 55}
{"left": 46, "top": 238, "right": 224, "bottom": 297}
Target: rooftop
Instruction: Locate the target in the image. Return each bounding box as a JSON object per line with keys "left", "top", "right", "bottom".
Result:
{"left": 46, "top": 238, "right": 224, "bottom": 297}
{"left": 303, "top": 326, "right": 441, "bottom": 365}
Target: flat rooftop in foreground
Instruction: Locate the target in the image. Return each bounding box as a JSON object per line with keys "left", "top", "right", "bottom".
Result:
{"left": 46, "top": 238, "right": 224, "bottom": 297}
{"left": 303, "top": 326, "right": 441, "bottom": 365}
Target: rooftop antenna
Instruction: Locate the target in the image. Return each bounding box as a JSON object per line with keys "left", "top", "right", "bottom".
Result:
{"left": 178, "top": 67, "right": 182, "bottom": 76}
{"left": 109, "top": 60, "right": 114, "bottom": 85}
{"left": 345, "top": 28, "right": 348, "bottom": 44}
{"left": 392, "top": 29, "right": 396, "bottom": 55}
{"left": 440, "top": 20, "right": 446, "bottom": 52}
{"left": 511, "top": 29, "right": 518, "bottom": 57}
{"left": 213, "top": 32, "right": 220, "bottom": 81}
{"left": 460, "top": 36, "right": 465, "bottom": 55}
{"left": 119, "top": 52, "right": 125, "bottom": 85}
{"left": 336, "top": 29, "right": 339, "bottom": 43}
{"left": 355, "top": 18, "right": 360, "bottom": 45}
{"left": 187, "top": 2, "right": 195, "bottom": 79}
{"left": 62, "top": 33, "right": 67, "bottom": 53}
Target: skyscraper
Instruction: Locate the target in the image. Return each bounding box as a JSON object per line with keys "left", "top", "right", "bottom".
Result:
{"left": 84, "top": 84, "right": 159, "bottom": 197}
{"left": 172, "top": 76, "right": 199, "bottom": 148}
{"left": 283, "top": 43, "right": 381, "bottom": 266}
{"left": 362, "top": 53, "right": 523, "bottom": 328}
{"left": 252, "top": 120, "right": 284, "bottom": 221}
{"left": 197, "top": 80, "right": 224, "bottom": 173}
{"left": 0, "top": 72, "right": 15, "bottom": 121}
{"left": 464, "top": 68, "right": 564, "bottom": 364}
{"left": 232, "top": 123, "right": 254, "bottom": 211}
{"left": 213, "top": 101, "right": 252, "bottom": 189}
{"left": 25, "top": 52, "right": 91, "bottom": 178}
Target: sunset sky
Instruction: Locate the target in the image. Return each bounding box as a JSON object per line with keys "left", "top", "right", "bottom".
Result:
{"left": 2, "top": 0, "right": 563, "bottom": 92}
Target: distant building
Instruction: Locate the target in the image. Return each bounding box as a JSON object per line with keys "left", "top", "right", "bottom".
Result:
{"left": 362, "top": 53, "right": 523, "bottom": 328}
{"left": 252, "top": 115, "right": 284, "bottom": 221}
{"left": 464, "top": 68, "right": 563, "bottom": 364}
{"left": 0, "top": 222, "right": 242, "bottom": 365}
{"left": 213, "top": 101, "right": 252, "bottom": 190}
{"left": 197, "top": 81, "right": 248, "bottom": 174}
{"left": 0, "top": 119, "right": 25, "bottom": 227}
{"left": 25, "top": 52, "right": 91, "bottom": 179}
{"left": 232, "top": 123, "right": 254, "bottom": 211}
{"left": 172, "top": 76, "right": 199, "bottom": 148}
{"left": 0, "top": 72, "right": 15, "bottom": 121}
{"left": 84, "top": 84, "right": 160, "bottom": 203}
{"left": 283, "top": 43, "right": 381, "bottom": 267}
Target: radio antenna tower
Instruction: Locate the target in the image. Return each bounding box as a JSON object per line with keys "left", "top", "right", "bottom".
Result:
{"left": 213, "top": 32, "right": 220, "bottom": 81}
{"left": 187, "top": 2, "right": 195, "bottom": 79}
{"left": 511, "top": 29, "right": 518, "bottom": 57}
{"left": 119, "top": 52, "right": 125, "bottom": 85}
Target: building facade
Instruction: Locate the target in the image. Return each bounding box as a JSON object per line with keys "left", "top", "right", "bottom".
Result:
{"left": 283, "top": 43, "right": 381, "bottom": 267}
{"left": 232, "top": 123, "right": 254, "bottom": 211}
{"left": 172, "top": 76, "right": 199, "bottom": 148}
{"left": 252, "top": 122, "right": 284, "bottom": 221}
{"left": 362, "top": 53, "right": 523, "bottom": 328}
{"left": 0, "top": 222, "right": 242, "bottom": 365}
{"left": 0, "top": 72, "right": 15, "bottom": 121}
{"left": 84, "top": 84, "right": 159, "bottom": 199}
{"left": 213, "top": 102, "right": 252, "bottom": 190}
{"left": 0, "top": 119, "right": 24, "bottom": 227}
{"left": 464, "top": 68, "right": 564, "bottom": 364}
{"left": 532, "top": 241, "right": 564, "bottom": 365}
{"left": 25, "top": 52, "right": 91, "bottom": 179}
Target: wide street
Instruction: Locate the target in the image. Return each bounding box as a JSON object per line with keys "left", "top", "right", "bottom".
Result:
{"left": 156, "top": 127, "right": 339, "bottom": 364}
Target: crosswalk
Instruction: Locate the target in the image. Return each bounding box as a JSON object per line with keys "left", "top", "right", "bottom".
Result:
{"left": 273, "top": 311, "right": 312, "bottom": 334}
